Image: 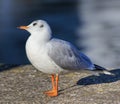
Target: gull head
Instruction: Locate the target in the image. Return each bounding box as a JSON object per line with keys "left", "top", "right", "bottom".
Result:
{"left": 18, "top": 20, "right": 52, "bottom": 36}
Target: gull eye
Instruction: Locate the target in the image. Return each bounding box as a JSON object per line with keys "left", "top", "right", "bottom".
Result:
{"left": 40, "top": 24, "right": 44, "bottom": 28}
{"left": 33, "top": 23, "right": 37, "bottom": 26}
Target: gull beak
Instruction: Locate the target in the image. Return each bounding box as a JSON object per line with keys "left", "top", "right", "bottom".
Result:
{"left": 18, "top": 26, "right": 29, "bottom": 30}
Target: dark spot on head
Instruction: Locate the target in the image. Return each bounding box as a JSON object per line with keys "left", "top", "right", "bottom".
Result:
{"left": 40, "top": 24, "right": 44, "bottom": 28}
{"left": 33, "top": 23, "right": 37, "bottom": 26}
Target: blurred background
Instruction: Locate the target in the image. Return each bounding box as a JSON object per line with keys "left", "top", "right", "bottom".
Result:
{"left": 0, "top": 0, "right": 120, "bottom": 69}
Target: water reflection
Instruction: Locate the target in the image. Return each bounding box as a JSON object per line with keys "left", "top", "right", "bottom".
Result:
{"left": 78, "top": 0, "right": 120, "bottom": 68}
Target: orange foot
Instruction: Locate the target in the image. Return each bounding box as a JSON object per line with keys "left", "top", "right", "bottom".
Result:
{"left": 44, "top": 90, "right": 58, "bottom": 97}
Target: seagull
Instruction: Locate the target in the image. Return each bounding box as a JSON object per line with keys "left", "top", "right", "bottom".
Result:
{"left": 18, "top": 20, "right": 112, "bottom": 97}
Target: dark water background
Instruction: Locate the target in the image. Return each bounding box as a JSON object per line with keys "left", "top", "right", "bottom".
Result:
{"left": 1, "top": 0, "right": 120, "bottom": 69}
{"left": 0, "top": 0, "right": 80, "bottom": 64}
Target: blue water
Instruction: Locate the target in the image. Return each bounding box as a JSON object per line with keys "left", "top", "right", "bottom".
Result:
{"left": 0, "top": 0, "right": 80, "bottom": 64}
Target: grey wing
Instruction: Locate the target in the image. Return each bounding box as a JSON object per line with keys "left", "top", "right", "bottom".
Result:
{"left": 47, "top": 39, "right": 94, "bottom": 70}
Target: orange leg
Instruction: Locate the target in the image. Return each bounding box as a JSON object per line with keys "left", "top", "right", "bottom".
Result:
{"left": 44, "top": 74, "right": 59, "bottom": 97}
{"left": 44, "top": 75, "right": 55, "bottom": 93}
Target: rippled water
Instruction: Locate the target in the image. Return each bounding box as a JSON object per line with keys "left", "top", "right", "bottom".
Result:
{"left": 79, "top": 0, "right": 120, "bottom": 68}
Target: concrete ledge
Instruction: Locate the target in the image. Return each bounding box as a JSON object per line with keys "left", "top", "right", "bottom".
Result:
{"left": 0, "top": 65, "right": 120, "bottom": 104}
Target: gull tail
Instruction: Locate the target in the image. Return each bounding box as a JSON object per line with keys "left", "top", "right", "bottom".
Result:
{"left": 93, "top": 64, "right": 114, "bottom": 75}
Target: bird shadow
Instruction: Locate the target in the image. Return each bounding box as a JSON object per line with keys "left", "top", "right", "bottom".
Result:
{"left": 77, "top": 69, "right": 120, "bottom": 85}
{"left": 59, "top": 69, "right": 120, "bottom": 94}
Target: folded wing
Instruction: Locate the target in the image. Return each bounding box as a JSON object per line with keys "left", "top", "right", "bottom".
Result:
{"left": 47, "top": 39, "right": 94, "bottom": 70}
